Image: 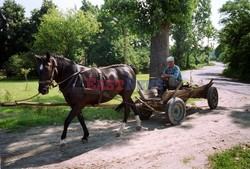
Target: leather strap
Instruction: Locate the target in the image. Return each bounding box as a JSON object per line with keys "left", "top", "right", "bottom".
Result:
{"left": 95, "top": 68, "right": 103, "bottom": 105}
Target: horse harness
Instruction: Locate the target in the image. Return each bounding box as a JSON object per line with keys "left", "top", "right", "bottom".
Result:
{"left": 39, "top": 57, "right": 106, "bottom": 105}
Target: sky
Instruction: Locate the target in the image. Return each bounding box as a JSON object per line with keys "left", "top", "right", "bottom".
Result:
{"left": 0, "top": 0, "right": 228, "bottom": 30}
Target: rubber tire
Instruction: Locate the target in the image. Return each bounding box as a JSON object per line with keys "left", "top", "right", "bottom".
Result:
{"left": 165, "top": 97, "right": 186, "bottom": 125}
{"left": 207, "top": 86, "right": 218, "bottom": 109}
{"left": 137, "top": 107, "right": 153, "bottom": 120}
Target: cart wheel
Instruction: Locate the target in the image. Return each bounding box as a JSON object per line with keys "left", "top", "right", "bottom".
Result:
{"left": 207, "top": 86, "right": 218, "bottom": 109}
{"left": 137, "top": 107, "right": 153, "bottom": 120}
{"left": 165, "top": 97, "right": 186, "bottom": 125}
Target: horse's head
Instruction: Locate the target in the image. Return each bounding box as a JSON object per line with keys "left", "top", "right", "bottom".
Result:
{"left": 35, "top": 52, "right": 58, "bottom": 95}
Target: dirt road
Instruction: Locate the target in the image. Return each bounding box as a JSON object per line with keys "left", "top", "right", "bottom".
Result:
{"left": 1, "top": 63, "right": 250, "bottom": 169}
{"left": 182, "top": 62, "right": 250, "bottom": 96}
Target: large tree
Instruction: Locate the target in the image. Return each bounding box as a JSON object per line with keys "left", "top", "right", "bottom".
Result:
{"left": 0, "top": 0, "right": 27, "bottom": 68}
{"left": 105, "top": 0, "right": 197, "bottom": 79}
{"left": 219, "top": 0, "right": 250, "bottom": 81}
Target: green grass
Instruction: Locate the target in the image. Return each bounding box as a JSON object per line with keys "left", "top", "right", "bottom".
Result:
{"left": 0, "top": 74, "right": 149, "bottom": 131}
{"left": 209, "top": 144, "right": 250, "bottom": 169}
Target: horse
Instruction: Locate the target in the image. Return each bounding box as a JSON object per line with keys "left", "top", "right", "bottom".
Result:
{"left": 35, "top": 52, "right": 141, "bottom": 145}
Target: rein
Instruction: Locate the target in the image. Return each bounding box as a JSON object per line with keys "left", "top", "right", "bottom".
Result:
{"left": 14, "top": 93, "right": 40, "bottom": 103}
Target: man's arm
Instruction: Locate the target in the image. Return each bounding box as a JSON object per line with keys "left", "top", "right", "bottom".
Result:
{"left": 162, "top": 74, "right": 172, "bottom": 78}
{"left": 172, "top": 66, "right": 181, "bottom": 79}
{"left": 162, "top": 66, "right": 180, "bottom": 79}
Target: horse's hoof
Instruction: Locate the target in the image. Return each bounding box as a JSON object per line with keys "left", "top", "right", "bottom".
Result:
{"left": 60, "top": 139, "right": 66, "bottom": 147}
{"left": 136, "top": 126, "right": 142, "bottom": 131}
{"left": 116, "top": 132, "right": 122, "bottom": 137}
{"left": 82, "top": 138, "right": 88, "bottom": 144}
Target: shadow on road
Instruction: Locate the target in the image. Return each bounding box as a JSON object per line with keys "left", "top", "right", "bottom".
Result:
{"left": 0, "top": 121, "right": 138, "bottom": 169}
{"left": 196, "top": 72, "right": 222, "bottom": 77}
{"left": 230, "top": 104, "right": 250, "bottom": 129}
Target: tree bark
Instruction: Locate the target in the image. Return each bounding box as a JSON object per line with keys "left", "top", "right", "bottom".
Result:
{"left": 149, "top": 23, "right": 170, "bottom": 80}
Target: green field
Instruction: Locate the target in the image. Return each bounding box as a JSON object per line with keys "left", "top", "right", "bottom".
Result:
{"left": 0, "top": 74, "right": 149, "bottom": 131}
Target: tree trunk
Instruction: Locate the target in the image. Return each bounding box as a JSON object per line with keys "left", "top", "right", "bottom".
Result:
{"left": 149, "top": 23, "right": 170, "bottom": 81}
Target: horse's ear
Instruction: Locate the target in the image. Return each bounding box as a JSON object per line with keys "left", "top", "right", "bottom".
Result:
{"left": 46, "top": 52, "right": 50, "bottom": 61}
{"left": 34, "top": 55, "right": 41, "bottom": 62}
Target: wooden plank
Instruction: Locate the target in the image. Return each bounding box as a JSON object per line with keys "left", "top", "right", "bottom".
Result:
{"left": 161, "top": 80, "right": 214, "bottom": 102}
{"left": 138, "top": 89, "right": 158, "bottom": 100}
{"left": 0, "top": 101, "right": 118, "bottom": 108}
{"left": 161, "top": 82, "right": 185, "bottom": 102}
{"left": 135, "top": 97, "right": 157, "bottom": 112}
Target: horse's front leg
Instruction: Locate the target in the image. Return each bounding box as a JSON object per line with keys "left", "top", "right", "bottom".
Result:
{"left": 77, "top": 111, "right": 89, "bottom": 143}
{"left": 60, "top": 105, "right": 79, "bottom": 146}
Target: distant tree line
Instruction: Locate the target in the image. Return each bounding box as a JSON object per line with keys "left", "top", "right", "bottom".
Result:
{"left": 0, "top": 0, "right": 216, "bottom": 79}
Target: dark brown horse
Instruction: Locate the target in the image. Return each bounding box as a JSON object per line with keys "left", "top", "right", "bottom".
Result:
{"left": 35, "top": 53, "right": 141, "bottom": 145}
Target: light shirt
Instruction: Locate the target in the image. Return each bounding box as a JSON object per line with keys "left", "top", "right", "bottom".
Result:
{"left": 164, "top": 65, "right": 182, "bottom": 82}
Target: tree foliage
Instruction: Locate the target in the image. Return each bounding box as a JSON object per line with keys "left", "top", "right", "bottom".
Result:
{"left": 219, "top": 0, "right": 250, "bottom": 82}
{"left": 171, "top": 0, "right": 216, "bottom": 70}
{"left": 0, "top": 0, "right": 223, "bottom": 79}
{"left": 86, "top": 5, "right": 150, "bottom": 72}
{"left": 191, "top": 0, "right": 215, "bottom": 64}
{"left": 30, "top": 0, "right": 57, "bottom": 32}
{"left": 81, "top": 0, "right": 99, "bottom": 15}
{"left": 0, "top": 0, "right": 27, "bottom": 68}
{"left": 33, "top": 8, "right": 101, "bottom": 61}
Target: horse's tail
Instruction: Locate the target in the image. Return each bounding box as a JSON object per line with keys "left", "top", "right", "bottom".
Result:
{"left": 129, "top": 64, "right": 137, "bottom": 75}
{"left": 115, "top": 102, "right": 124, "bottom": 112}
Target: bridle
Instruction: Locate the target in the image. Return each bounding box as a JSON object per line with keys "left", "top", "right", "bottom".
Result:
{"left": 38, "top": 57, "right": 58, "bottom": 88}
{"left": 38, "top": 56, "right": 88, "bottom": 89}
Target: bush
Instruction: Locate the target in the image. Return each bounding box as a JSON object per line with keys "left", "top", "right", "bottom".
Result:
{"left": 4, "top": 52, "right": 37, "bottom": 79}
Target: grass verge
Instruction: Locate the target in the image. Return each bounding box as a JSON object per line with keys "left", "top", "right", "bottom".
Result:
{"left": 208, "top": 144, "right": 250, "bottom": 169}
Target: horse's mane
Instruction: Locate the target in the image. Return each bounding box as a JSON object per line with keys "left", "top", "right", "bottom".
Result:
{"left": 53, "top": 55, "right": 74, "bottom": 64}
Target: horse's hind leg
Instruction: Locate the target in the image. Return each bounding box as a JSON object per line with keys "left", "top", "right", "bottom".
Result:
{"left": 77, "top": 112, "right": 89, "bottom": 142}
{"left": 117, "top": 97, "right": 130, "bottom": 137}
{"left": 129, "top": 98, "right": 142, "bottom": 130}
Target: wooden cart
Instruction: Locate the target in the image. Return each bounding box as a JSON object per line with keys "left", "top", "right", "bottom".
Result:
{"left": 135, "top": 79, "right": 218, "bottom": 125}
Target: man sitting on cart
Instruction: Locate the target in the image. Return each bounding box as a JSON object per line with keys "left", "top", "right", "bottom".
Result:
{"left": 161, "top": 56, "right": 183, "bottom": 90}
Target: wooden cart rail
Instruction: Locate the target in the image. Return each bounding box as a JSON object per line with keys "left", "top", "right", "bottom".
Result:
{"left": 161, "top": 79, "right": 214, "bottom": 102}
